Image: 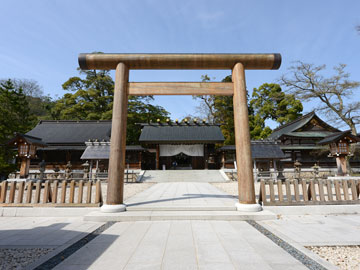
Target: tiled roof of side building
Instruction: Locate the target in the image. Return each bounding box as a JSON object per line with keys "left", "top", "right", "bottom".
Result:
{"left": 219, "top": 141, "right": 286, "bottom": 159}
{"left": 317, "top": 130, "right": 360, "bottom": 145}
{"left": 268, "top": 112, "right": 340, "bottom": 140}
{"left": 26, "top": 120, "right": 112, "bottom": 144}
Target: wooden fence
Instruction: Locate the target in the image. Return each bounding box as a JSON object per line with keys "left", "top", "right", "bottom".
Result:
{"left": 0, "top": 180, "right": 103, "bottom": 207}
{"left": 259, "top": 179, "right": 360, "bottom": 206}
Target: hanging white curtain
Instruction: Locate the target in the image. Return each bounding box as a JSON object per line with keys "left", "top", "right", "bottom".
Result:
{"left": 159, "top": 144, "right": 204, "bottom": 157}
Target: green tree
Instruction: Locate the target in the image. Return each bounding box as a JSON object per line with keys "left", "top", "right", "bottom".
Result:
{"left": 193, "top": 75, "right": 274, "bottom": 143}
{"left": 0, "top": 80, "right": 34, "bottom": 178}
{"left": 0, "top": 78, "right": 55, "bottom": 123}
{"left": 52, "top": 69, "right": 114, "bottom": 120}
{"left": 52, "top": 69, "right": 169, "bottom": 144}
{"left": 127, "top": 96, "right": 169, "bottom": 145}
{"left": 250, "top": 83, "right": 303, "bottom": 126}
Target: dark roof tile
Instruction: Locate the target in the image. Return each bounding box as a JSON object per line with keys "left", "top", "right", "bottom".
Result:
{"left": 26, "top": 120, "right": 112, "bottom": 144}
{"left": 139, "top": 124, "right": 224, "bottom": 143}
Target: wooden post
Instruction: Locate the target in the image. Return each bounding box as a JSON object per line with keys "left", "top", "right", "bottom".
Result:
{"left": 138, "top": 151, "right": 142, "bottom": 169}
{"left": 20, "top": 158, "right": 30, "bottom": 178}
{"left": 232, "top": 63, "right": 259, "bottom": 210}
{"left": 103, "top": 62, "right": 129, "bottom": 211}
{"left": 156, "top": 145, "right": 160, "bottom": 170}
{"left": 222, "top": 151, "right": 225, "bottom": 169}
{"left": 204, "top": 144, "right": 208, "bottom": 169}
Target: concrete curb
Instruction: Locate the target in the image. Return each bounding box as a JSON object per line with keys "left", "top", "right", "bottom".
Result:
{"left": 219, "top": 169, "right": 230, "bottom": 181}
{"left": 264, "top": 205, "right": 360, "bottom": 215}
{"left": 136, "top": 170, "right": 145, "bottom": 182}
{"left": 83, "top": 209, "right": 277, "bottom": 222}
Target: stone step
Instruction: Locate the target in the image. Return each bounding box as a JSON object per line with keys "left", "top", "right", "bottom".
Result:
{"left": 126, "top": 205, "right": 237, "bottom": 211}
{"left": 83, "top": 210, "right": 276, "bottom": 222}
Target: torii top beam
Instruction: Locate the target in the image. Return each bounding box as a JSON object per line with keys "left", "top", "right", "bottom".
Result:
{"left": 78, "top": 53, "right": 281, "bottom": 70}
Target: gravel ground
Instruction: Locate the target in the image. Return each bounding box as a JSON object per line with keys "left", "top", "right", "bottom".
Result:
{"left": 123, "top": 182, "right": 154, "bottom": 201}
{"left": 212, "top": 181, "right": 261, "bottom": 197}
{"left": 307, "top": 246, "right": 360, "bottom": 270}
{"left": 0, "top": 248, "right": 54, "bottom": 270}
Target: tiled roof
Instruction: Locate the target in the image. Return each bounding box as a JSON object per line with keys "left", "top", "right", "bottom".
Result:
{"left": 268, "top": 112, "right": 339, "bottom": 140}
{"left": 139, "top": 123, "right": 225, "bottom": 143}
{"left": 317, "top": 130, "right": 360, "bottom": 145}
{"left": 81, "top": 144, "right": 145, "bottom": 160}
{"left": 26, "top": 120, "right": 112, "bottom": 144}
{"left": 219, "top": 141, "right": 286, "bottom": 159}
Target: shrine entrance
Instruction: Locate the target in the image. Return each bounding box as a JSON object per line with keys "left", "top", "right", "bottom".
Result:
{"left": 173, "top": 153, "right": 192, "bottom": 169}
{"left": 78, "top": 53, "right": 281, "bottom": 212}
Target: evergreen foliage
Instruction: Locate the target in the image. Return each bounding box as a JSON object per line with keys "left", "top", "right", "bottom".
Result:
{"left": 0, "top": 80, "right": 35, "bottom": 178}
{"left": 52, "top": 69, "right": 169, "bottom": 144}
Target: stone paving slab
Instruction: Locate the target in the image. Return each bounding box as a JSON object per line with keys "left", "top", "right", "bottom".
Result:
{"left": 260, "top": 214, "right": 360, "bottom": 246}
{"left": 53, "top": 220, "right": 309, "bottom": 270}
{"left": 0, "top": 217, "right": 104, "bottom": 269}
{"left": 141, "top": 170, "right": 229, "bottom": 183}
{"left": 125, "top": 182, "right": 238, "bottom": 210}
{"left": 84, "top": 210, "right": 276, "bottom": 222}
{"left": 0, "top": 217, "right": 103, "bottom": 248}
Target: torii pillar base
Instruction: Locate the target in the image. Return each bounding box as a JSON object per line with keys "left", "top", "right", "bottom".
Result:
{"left": 235, "top": 203, "right": 262, "bottom": 212}
{"left": 101, "top": 204, "right": 126, "bottom": 213}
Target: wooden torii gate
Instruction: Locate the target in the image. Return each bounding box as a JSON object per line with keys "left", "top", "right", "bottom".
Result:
{"left": 78, "top": 53, "right": 281, "bottom": 212}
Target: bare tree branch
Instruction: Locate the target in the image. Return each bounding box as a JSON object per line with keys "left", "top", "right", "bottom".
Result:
{"left": 280, "top": 61, "right": 360, "bottom": 135}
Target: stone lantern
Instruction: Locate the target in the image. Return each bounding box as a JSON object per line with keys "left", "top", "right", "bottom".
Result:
{"left": 294, "top": 160, "right": 302, "bottom": 179}
{"left": 8, "top": 133, "right": 47, "bottom": 178}
{"left": 318, "top": 130, "right": 360, "bottom": 176}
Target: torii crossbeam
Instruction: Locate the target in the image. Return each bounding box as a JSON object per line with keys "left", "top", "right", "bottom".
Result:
{"left": 78, "top": 53, "right": 281, "bottom": 212}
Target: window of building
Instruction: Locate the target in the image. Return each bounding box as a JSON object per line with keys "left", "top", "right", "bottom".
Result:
{"left": 338, "top": 142, "right": 348, "bottom": 153}
{"left": 19, "top": 144, "right": 28, "bottom": 156}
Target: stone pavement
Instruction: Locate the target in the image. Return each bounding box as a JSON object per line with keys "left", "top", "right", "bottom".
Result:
{"left": 84, "top": 182, "right": 276, "bottom": 221}
{"left": 0, "top": 217, "right": 103, "bottom": 248}
{"left": 0, "top": 217, "right": 104, "bottom": 269}
{"left": 260, "top": 214, "right": 360, "bottom": 246}
{"left": 53, "top": 220, "right": 310, "bottom": 270}
{"left": 141, "top": 170, "right": 228, "bottom": 182}
{"left": 1, "top": 182, "right": 355, "bottom": 269}
{"left": 126, "top": 182, "right": 237, "bottom": 210}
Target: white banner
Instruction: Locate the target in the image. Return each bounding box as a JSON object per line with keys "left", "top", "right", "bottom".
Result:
{"left": 159, "top": 144, "right": 204, "bottom": 157}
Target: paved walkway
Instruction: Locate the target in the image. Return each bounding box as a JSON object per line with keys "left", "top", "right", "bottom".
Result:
{"left": 53, "top": 220, "right": 308, "bottom": 270}
{"left": 126, "top": 182, "right": 237, "bottom": 210}
{"left": 141, "top": 170, "right": 228, "bottom": 182}
{"left": 85, "top": 182, "right": 276, "bottom": 221}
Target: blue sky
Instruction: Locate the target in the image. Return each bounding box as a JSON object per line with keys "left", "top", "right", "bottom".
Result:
{"left": 1, "top": 0, "right": 359, "bottom": 129}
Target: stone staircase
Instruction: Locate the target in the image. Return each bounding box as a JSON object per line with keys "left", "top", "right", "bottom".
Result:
{"left": 141, "top": 170, "right": 228, "bottom": 182}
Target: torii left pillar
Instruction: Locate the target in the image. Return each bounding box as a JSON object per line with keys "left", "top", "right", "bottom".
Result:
{"left": 101, "top": 63, "right": 129, "bottom": 212}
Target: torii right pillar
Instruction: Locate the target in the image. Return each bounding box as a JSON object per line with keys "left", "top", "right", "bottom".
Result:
{"left": 232, "top": 63, "right": 262, "bottom": 211}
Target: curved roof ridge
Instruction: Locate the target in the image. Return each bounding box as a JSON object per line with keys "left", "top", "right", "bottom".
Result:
{"left": 271, "top": 111, "right": 315, "bottom": 133}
